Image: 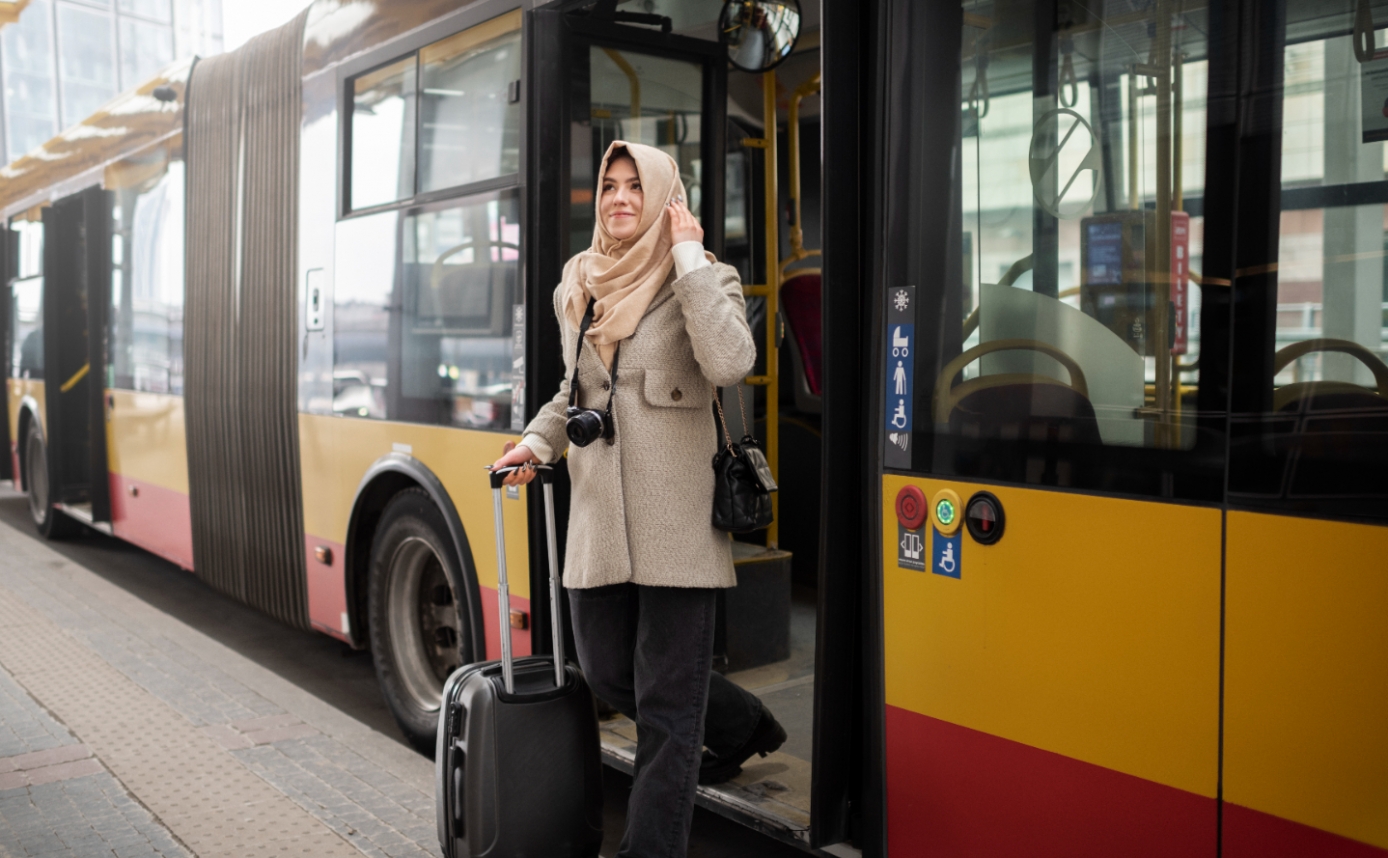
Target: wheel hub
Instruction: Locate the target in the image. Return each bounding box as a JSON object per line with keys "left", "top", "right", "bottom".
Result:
{"left": 386, "top": 537, "right": 463, "bottom": 713}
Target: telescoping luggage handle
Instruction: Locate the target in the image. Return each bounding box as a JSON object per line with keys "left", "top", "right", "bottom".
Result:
{"left": 487, "top": 464, "right": 563, "bottom": 694}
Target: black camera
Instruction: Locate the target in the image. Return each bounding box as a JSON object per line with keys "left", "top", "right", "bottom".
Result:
{"left": 565, "top": 406, "right": 613, "bottom": 447}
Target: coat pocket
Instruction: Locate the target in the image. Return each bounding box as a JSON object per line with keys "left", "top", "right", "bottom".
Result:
{"left": 642, "top": 369, "right": 706, "bottom": 409}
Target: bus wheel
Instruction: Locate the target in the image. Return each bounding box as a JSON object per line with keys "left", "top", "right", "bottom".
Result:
{"left": 24, "top": 421, "right": 77, "bottom": 540}
{"left": 368, "top": 488, "right": 470, "bottom": 753}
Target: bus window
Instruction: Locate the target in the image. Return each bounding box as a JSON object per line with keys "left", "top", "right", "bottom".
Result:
{"left": 400, "top": 191, "right": 519, "bottom": 429}
{"left": 418, "top": 10, "right": 522, "bottom": 194}
{"left": 333, "top": 189, "right": 520, "bottom": 430}
{"left": 110, "top": 155, "right": 185, "bottom": 395}
{"left": 1229, "top": 3, "right": 1388, "bottom": 519}
{"left": 349, "top": 11, "right": 524, "bottom": 212}
{"left": 350, "top": 55, "right": 418, "bottom": 210}
{"left": 10, "top": 217, "right": 43, "bottom": 381}
{"left": 895, "top": 1, "right": 1222, "bottom": 494}
{"left": 11, "top": 277, "right": 42, "bottom": 381}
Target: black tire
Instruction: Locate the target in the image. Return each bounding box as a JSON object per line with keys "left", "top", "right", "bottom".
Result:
{"left": 368, "top": 488, "right": 472, "bottom": 754}
{"left": 23, "top": 420, "right": 78, "bottom": 540}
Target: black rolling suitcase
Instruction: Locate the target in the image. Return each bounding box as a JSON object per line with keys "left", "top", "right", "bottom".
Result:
{"left": 436, "top": 465, "right": 603, "bottom": 858}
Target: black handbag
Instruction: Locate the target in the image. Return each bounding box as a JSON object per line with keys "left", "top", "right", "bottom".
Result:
{"left": 711, "top": 386, "right": 777, "bottom": 533}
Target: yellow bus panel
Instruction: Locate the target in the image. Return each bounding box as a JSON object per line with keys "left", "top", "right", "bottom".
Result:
{"left": 1224, "top": 511, "right": 1388, "bottom": 851}
{"left": 881, "top": 474, "right": 1221, "bottom": 796}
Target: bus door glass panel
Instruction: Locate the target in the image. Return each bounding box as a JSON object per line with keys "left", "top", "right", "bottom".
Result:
{"left": 109, "top": 150, "right": 185, "bottom": 394}
{"left": 1223, "top": 4, "right": 1388, "bottom": 855}
{"left": 1228, "top": 2, "right": 1388, "bottom": 518}
{"left": 946, "top": 7, "right": 1215, "bottom": 474}
{"left": 569, "top": 47, "right": 705, "bottom": 254}
{"left": 878, "top": 4, "right": 1228, "bottom": 855}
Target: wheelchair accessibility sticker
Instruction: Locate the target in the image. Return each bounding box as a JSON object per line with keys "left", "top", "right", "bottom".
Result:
{"left": 884, "top": 286, "right": 915, "bottom": 469}
{"left": 932, "top": 526, "right": 961, "bottom": 579}
{"left": 897, "top": 523, "right": 926, "bottom": 571}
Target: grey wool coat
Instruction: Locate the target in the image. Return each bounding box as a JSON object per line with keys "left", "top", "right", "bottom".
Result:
{"left": 521, "top": 262, "right": 756, "bottom": 590}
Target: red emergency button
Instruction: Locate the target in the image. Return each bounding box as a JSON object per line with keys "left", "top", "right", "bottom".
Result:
{"left": 965, "top": 491, "right": 1005, "bottom": 545}
{"left": 895, "top": 485, "right": 927, "bottom": 530}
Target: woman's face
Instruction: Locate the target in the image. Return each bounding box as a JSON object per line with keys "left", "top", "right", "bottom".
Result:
{"left": 600, "top": 156, "right": 644, "bottom": 241}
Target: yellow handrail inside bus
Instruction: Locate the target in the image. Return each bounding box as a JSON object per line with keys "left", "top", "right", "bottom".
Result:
{"left": 740, "top": 71, "right": 781, "bottom": 545}
{"left": 781, "top": 72, "right": 821, "bottom": 280}
{"left": 602, "top": 49, "right": 642, "bottom": 138}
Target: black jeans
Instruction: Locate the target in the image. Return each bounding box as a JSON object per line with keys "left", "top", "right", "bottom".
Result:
{"left": 569, "top": 583, "right": 763, "bottom": 858}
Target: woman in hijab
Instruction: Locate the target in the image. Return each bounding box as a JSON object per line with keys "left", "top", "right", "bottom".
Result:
{"left": 491, "top": 140, "right": 785, "bottom": 856}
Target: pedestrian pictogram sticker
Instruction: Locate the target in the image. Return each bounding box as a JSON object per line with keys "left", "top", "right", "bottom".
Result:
{"left": 898, "top": 523, "right": 925, "bottom": 571}
{"left": 884, "top": 286, "right": 915, "bottom": 469}
{"left": 932, "top": 526, "right": 961, "bottom": 579}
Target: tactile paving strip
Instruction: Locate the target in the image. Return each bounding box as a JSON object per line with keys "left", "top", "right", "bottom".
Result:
{"left": 0, "top": 585, "right": 362, "bottom": 858}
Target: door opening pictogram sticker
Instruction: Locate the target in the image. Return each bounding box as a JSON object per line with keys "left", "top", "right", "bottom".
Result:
{"left": 884, "top": 286, "right": 915, "bottom": 469}
{"left": 932, "top": 526, "right": 961, "bottom": 579}
{"left": 897, "top": 523, "right": 925, "bottom": 571}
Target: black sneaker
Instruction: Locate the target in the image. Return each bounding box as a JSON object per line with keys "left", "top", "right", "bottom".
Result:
{"left": 698, "top": 705, "right": 787, "bottom": 786}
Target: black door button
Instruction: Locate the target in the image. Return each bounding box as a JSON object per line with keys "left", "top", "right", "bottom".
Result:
{"left": 965, "top": 491, "right": 1005, "bottom": 545}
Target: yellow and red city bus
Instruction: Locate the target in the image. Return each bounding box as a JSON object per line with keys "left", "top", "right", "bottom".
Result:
{"left": 1, "top": 1, "right": 1384, "bottom": 856}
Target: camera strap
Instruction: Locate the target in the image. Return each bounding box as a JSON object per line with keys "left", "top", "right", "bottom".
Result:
{"left": 567, "top": 299, "right": 620, "bottom": 420}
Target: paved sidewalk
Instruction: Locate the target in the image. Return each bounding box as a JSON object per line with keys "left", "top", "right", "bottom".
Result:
{"left": 0, "top": 519, "right": 441, "bottom": 858}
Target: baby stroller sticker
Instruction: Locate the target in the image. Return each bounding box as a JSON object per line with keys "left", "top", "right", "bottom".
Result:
{"left": 891, "top": 326, "right": 910, "bottom": 357}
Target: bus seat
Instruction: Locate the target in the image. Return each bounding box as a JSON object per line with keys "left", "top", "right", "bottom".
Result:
{"left": 977, "top": 281, "right": 1145, "bottom": 446}
{"left": 780, "top": 271, "right": 822, "bottom": 413}
{"left": 1273, "top": 338, "right": 1388, "bottom": 414}
{"left": 933, "top": 338, "right": 1103, "bottom": 445}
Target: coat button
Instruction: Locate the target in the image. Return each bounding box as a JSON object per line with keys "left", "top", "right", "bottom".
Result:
{"left": 671, "top": 388, "right": 682, "bottom": 401}
{"left": 602, "top": 381, "right": 611, "bottom": 390}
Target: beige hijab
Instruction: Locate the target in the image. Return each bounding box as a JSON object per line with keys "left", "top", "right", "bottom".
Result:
{"left": 563, "top": 140, "right": 706, "bottom": 368}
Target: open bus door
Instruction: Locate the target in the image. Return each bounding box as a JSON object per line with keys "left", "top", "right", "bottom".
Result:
{"left": 40, "top": 186, "right": 113, "bottom": 530}
{"left": 526, "top": 5, "right": 866, "bottom": 851}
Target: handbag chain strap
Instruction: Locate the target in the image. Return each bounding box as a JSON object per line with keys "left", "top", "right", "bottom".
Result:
{"left": 712, "top": 385, "right": 747, "bottom": 456}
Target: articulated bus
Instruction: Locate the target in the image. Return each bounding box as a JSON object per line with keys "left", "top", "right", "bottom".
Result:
{"left": 1, "top": 0, "right": 1384, "bottom": 854}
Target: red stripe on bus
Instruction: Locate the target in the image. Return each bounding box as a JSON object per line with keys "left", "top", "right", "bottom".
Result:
{"left": 885, "top": 704, "right": 1215, "bottom": 857}
{"left": 304, "top": 536, "right": 351, "bottom": 643}
{"left": 479, "top": 585, "right": 531, "bottom": 661}
{"left": 108, "top": 473, "right": 194, "bottom": 571}
{"left": 1223, "top": 803, "right": 1387, "bottom": 857}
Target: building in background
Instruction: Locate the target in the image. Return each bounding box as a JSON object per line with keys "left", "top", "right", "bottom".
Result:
{"left": 0, "top": 0, "right": 221, "bottom": 164}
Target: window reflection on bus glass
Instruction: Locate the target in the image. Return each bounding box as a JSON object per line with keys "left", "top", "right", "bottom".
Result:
{"left": 351, "top": 56, "right": 417, "bottom": 210}
{"left": 333, "top": 190, "right": 519, "bottom": 432}
{"left": 418, "top": 25, "right": 521, "bottom": 193}
{"left": 1226, "top": 16, "right": 1388, "bottom": 515}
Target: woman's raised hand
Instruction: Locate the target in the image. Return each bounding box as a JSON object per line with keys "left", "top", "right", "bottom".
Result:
{"left": 667, "top": 196, "right": 703, "bottom": 246}
{"left": 491, "top": 441, "right": 541, "bottom": 487}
